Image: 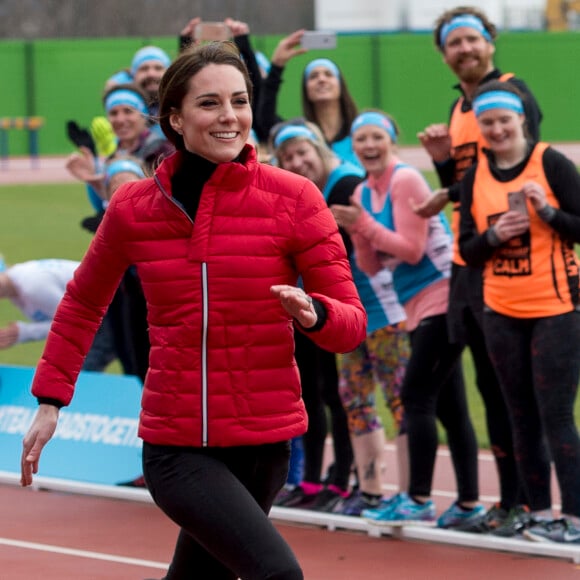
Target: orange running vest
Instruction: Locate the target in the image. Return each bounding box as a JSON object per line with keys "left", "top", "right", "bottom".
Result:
{"left": 448, "top": 73, "right": 514, "bottom": 265}
{"left": 471, "top": 142, "right": 580, "bottom": 318}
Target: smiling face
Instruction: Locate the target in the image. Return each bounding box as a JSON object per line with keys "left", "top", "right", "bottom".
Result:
{"left": 277, "top": 138, "right": 326, "bottom": 187}
{"left": 442, "top": 26, "right": 495, "bottom": 84}
{"left": 107, "top": 105, "right": 148, "bottom": 149}
{"left": 305, "top": 66, "right": 341, "bottom": 104}
{"left": 133, "top": 60, "right": 167, "bottom": 100}
{"left": 352, "top": 125, "right": 393, "bottom": 177}
{"left": 169, "top": 64, "right": 252, "bottom": 163}
{"left": 476, "top": 107, "right": 526, "bottom": 159}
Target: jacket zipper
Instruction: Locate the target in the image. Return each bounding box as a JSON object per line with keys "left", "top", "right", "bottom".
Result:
{"left": 201, "top": 262, "right": 209, "bottom": 446}
{"left": 155, "top": 174, "right": 208, "bottom": 445}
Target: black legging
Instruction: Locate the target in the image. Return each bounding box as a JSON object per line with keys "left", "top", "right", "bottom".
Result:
{"left": 402, "top": 314, "right": 479, "bottom": 502}
{"left": 448, "top": 263, "right": 523, "bottom": 510}
{"left": 462, "top": 306, "right": 523, "bottom": 509}
{"left": 484, "top": 309, "right": 580, "bottom": 517}
{"left": 143, "top": 442, "right": 303, "bottom": 580}
{"left": 294, "top": 330, "right": 353, "bottom": 490}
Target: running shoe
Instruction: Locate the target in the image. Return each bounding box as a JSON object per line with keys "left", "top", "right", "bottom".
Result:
{"left": 273, "top": 485, "right": 298, "bottom": 506}
{"left": 273, "top": 484, "right": 319, "bottom": 509}
{"left": 335, "top": 490, "right": 382, "bottom": 517}
{"left": 479, "top": 503, "right": 510, "bottom": 532}
{"left": 364, "top": 493, "right": 436, "bottom": 526}
{"left": 524, "top": 518, "right": 580, "bottom": 544}
{"left": 490, "top": 505, "right": 531, "bottom": 538}
{"left": 452, "top": 502, "right": 509, "bottom": 534}
{"left": 361, "top": 492, "right": 407, "bottom": 524}
{"left": 310, "top": 485, "right": 349, "bottom": 512}
{"left": 436, "top": 501, "right": 487, "bottom": 531}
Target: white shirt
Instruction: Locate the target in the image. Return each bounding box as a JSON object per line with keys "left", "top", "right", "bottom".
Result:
{"left": 7, "top": 259, "right": 80, "bottom": 343}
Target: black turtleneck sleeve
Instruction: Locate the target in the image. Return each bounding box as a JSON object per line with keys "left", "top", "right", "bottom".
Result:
{"left": 171, "top": 151, "right": 217, "bottom": 220}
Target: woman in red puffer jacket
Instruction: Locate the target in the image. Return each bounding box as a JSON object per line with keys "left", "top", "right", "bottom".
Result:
{"left": 21, "top": 41, "right": 366, "bottom": 580}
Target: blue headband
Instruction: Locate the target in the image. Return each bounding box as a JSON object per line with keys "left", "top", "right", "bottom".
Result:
{"left": 274, "top": 125, "right": 318, "bottom": 149}
{"left": 131, "top": 46, "right": 171, "bottom": 75}
{"left": 472, "top": 90, "right": 524, "bottom": 117}
{"left": 255, "top": 51, "right": 271, "bottom": 75}
{"left": 105, "top": 159, "right": 145, "bottom": 186}
{"left": 304, "top": 58, "right": 340, "bottom": 80}
{"left": 105, "top": 89, "right": 148, "bottom": 115}
{"left": 350, "top": 112, "right": 397, "bottom": 143}
{"left": 107, "top": 70, "right": 133, "bottom": 86}
{"left": 440, "top": 15, "right": 492, "bottom": 46}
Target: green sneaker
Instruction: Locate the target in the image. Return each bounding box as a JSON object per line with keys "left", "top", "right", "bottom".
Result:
{"left": 491, "top": 505, "right": 531, "bottom": 537}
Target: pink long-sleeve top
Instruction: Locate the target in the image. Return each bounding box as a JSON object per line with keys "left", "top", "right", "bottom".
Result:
{"left": 349, "top": 156, "right": 450, "bottom": 331}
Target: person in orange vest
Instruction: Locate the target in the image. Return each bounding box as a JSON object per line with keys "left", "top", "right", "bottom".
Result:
{"left": 413, "top": 6, "right": 542, "bottom": 535}
{"left": 459, "top": 79, "right": 580, "bottom": 544}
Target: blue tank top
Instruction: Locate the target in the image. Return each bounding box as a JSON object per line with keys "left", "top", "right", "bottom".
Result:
{"left": 331, "top": 135, "right": 363, "bottom": 169}
{"left": 359, "top": 163, "right": 452, "bottom": 305}
{"left": 324, "top": 162, "right": 406, "bottom": 332}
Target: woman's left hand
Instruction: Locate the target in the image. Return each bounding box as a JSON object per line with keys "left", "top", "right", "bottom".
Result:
{"left": 522, "top": 181, "right": 547, "bottom": 212}
{"left": 270, "top": 285, "right": 318, "bottom": 329}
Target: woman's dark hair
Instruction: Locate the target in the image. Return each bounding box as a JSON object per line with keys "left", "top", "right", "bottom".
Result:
{"left": 472, "top": 79, "right": 523, "bottom": 103}
{"left": 434, "top": 6, "right": 497, "bottom": 52}
{"left": 158, "top": 41, "right": 253, "bottom": 151}
{"left": 301, "top": 63, "right": 358, "bottom": 143}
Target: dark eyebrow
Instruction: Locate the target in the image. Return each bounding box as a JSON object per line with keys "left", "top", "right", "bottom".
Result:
{"left": 195, "top": 90, "right": 248, "bottom": 101}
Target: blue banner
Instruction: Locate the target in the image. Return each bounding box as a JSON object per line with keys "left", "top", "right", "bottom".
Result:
{"left": 0, "top": 365, "right": 143, "bottom": 485}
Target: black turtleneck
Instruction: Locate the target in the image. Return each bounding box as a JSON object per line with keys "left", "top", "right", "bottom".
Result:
{"left": 171, "top": 150, "right": 218, "bottom": 221}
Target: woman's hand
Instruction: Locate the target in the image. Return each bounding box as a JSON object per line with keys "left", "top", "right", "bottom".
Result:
{"left": 65, "top": 146, "right": 106, "bottom": 198}
{"left": 493, "top": 211, "right": 530, "bottom": 243}
{"left": 522, "top": 180, "right": 547, "bottom": 212}
{"left": 410, "top": 188, "right": 449, "bottom": 218}
{"left": 330, "top": 197, "right": 363, "bottom": 230}
{"left": 271, "top": 29, "right": 307, "bottom": 68}
{"left": 180, "top": 17, "right": 202, "bottom": 45}
{"left": 0, "top": 322, "right": 18, "bottom": 349}
{"left": 223, "top": 17, "right": 249, "bottom": 37}
{"left": 21, "top": 404, "right": 59, "bottom": 487}
{"left": 417, "top": 124, "right": 452, "bottom": 163}
{"left": 270, "top": 285, "right": 317, "bottom": 329}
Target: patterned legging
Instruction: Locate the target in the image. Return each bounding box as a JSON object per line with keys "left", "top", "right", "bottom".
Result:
{"left": 338, "top": 322, "right": 410, "bottom": 436}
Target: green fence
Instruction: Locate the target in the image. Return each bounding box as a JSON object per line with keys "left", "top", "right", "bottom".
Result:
{"left": 1, "top": 31, "right": 579, "bottom": 156}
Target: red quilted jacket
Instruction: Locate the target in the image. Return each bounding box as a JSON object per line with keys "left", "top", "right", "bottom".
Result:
{"left": 32, "top": 146, "right": 366, "bottom": 447}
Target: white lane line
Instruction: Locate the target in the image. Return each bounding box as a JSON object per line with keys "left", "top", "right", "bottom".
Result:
{"left": 0, "top": 537, "right": 169, "bottom": 570}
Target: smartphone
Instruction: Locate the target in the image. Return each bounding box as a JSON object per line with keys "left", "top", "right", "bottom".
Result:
{"left": 194, "top": 22, "right": 232, "bottom": 42}
{"left": 507, "top": 190, "right": 528, "bottom": 216}
{"left": 300, "top": 31, "right": 337, "bottom": 50}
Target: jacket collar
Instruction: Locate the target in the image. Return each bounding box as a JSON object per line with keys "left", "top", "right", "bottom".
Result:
{"left": 154, "top": 144, "right": 258, "bottom": 196}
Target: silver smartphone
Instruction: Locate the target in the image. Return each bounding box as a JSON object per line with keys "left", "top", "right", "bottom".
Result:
{"left": 300, "top": 31, "right": 337, "bottom": 50}
{"left": 507, "top": 191, "right": 528, "bottom": 216}
{"left": 194, "top": 22, "right": 232, "bottom": 42}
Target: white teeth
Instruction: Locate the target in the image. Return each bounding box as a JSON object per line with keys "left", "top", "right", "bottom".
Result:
{"left": 213, "top": 132, "right": 237, "bottom": 139}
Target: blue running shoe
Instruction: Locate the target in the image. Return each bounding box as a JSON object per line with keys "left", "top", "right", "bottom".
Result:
{"left": 364, "top": 493, "right": 436, "bottom": 526}
{"left": 437, "top": 501, "right": 487, "bottom": 531}
{"left": 362, "top": 492, "right": 407, "bottom": 524}
{"left": 386, "top": 495, "right": 436, "bottom": 526}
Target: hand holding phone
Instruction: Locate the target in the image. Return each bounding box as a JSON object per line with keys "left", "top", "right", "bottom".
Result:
{"left": 300, "top": 31, "right": 337, "bottom": 50}
{"left": 507, "top": 190, "right": 528, "bottom": 216}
